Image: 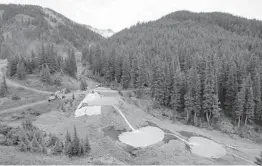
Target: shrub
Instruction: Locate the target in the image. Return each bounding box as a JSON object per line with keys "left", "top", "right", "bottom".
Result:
{"left": 0, "top": 124, "right": 12, "bottom": 136}
{"left": 5, "top": 128, "right": 21, "bottom": 145}
{"left": 46, "top": 133, "right": 59, "bottom": 147}
{"left": 118, "top": 90, "right": 123, "bottom": 96}
{"left": 65, "top": 87, "right": 71, "bottom": 94}
{"left": 12, "top": 94, "right": 21, "bottom": 100}
{"left": 255, "top": 151, "right": 262, "bottom": 165}
{"left": 84, "top": 134, "right": 91, "bottom": 155}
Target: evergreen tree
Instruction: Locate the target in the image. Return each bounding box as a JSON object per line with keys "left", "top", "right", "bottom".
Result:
{"left": 80, "top": 78, "right": 87, "bottom": 91}
{"left": 244, "top": 75, "right": 254, "bottom": 125}
{"left": 46, "top": 44, "right": 58, "bottom": 74}
{"left": 72, "top": 125, "right": 80, "bottom": 156}
{"left": 64, "top": 130, "right": 72, "bottom": 156}
{"left": 192, "top": 71, "right": 201, "bottom": 125}
{"left": 234, "top": 82, "right": 245, "bottom": 128}
{"left": 0, "top": 75, "right": 8, "bottom": 98}
{"left": 121, "top": 57, "right": 130, "bottom": 89}
{"left": 104, "top": 56, "right": 113, "bottom": 82}
{"left": 253, "top": 72, "right": 261, "bottom": 121}
{"left": 79, "top": 139, "right": 85, "bottom": 156}
{"left": 40, "top": 64, "right": 51, "bottom": 84}
{"left": 31, "top": 133, "right": 41, "bottom": 153}
{"left": 203, "top": 63, "right": 215, "bottom": 124}
{"left": 65, "top": 49, "right": 77, "bottom": 78}
{"left": 212, "top": 94, "right": 221, "bottom": 120}
{"left": 52, "top": 140, "right": 63, "bottom": 155}
{"left": 84, "top": 134, "right": 91, "bottom": 154}
{"left": 16, "top": 61, "right": 26, "bottom": 80}
{"left": 136, "top": 56, "right": 147, "bottom": 97}
{"left": 170, "top": 68, "right": 182, "bottom": 115}
{"left": 130, "top": 56, "right": 138, "bottom": 88}
{"left": 224, "top": 62, "right": 238, "bottom": 117}
{"left": 184, "top": 90, "right": 194, "bottom": 123}
{"left": 114, "top": 54, "right": 122, "bottom": 83}
{"left": 8, "top": 57, "right": 18, "bottom": 77}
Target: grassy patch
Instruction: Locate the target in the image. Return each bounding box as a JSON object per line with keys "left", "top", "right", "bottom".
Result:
{"left": 0, "top": 86, "right": 47, "bottom": 111}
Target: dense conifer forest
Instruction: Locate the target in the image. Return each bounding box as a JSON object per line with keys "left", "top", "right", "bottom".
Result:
{"left": 82, "top": 11, "right": 262, "bottom": 127}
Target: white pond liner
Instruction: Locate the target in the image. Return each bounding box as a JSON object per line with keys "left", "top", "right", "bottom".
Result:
{"left": 75, "top": 92, "right": 102, "bottom": 118}
{"left": 75, "top": 106, "right": 101, "bottom": 118}
{"left": 118, "top": 126, "right": 165, "bottom": 148}
{"left": 188, "top": 136, "right": 227, "bottom": 158}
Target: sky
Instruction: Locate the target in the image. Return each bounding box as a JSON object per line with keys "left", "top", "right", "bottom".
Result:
{"left": 0, "top": 0, "right": 262, "bottom": 32}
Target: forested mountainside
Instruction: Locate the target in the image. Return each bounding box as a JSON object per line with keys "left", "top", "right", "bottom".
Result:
{"left": 0, "top": 4, "right": 103, "bottom": 82}
{"left": 83, "top": 10, "right": 262, "bottom": 127}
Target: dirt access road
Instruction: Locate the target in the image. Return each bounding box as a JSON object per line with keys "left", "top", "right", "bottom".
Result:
{"left": 6, "top": 79, "right": 53, "bottom": 95}
{"left": 0, "top": 90, "right": 88, "bottom": 115}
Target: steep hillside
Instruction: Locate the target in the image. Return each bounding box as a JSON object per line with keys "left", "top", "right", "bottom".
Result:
{"left": 0, "top": 4, "right": 104, "bottom": 60}
{"left": 83, "top": 11, "right": 262, "bottom": 135}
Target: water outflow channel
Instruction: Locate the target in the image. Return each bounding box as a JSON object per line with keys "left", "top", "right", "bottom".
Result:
{"left": 75, "top": 90, "right": 254, "bottom": 163}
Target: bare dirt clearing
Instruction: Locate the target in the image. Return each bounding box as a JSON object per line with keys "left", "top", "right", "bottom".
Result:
{"left": 1, "top": 80, "right": 261, "bottom": 164}
{"left": 29, "top": 89, "right": 262, "bottom": 164}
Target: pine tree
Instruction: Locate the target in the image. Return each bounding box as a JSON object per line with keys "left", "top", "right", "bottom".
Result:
{"left": 79, "top": 139, "right": 85, "bottom": 156}
{"left": 234, "top": 82, "right": 245, "bottom": 128}
{"left": 8, "top": 57, "right": 18, "bottom": 77}
{"left": 46, "top": 44, "right": 57, "bottom": 74}
{"left": 136, "top": 56, "right": 147, "bottom": 97}
{"left": 104, "top": 56, "right": 112, "bottom": 82}
{"left": 244, "top": 75, "right": 254, "bottom": 125}
{"left": 184, "top": 90, "right": 194, "bottom": 123}
{"left": 64, "top": 130, "right": 72, "bottom": 156}
{"left": 192, "top": 71, "right": 201, "bottom": 125}
{"left": 52, "top": 140, "right": 63, "bottom": 155}
{"left": 40, "top": 64, "right": 51, "bottom": 84}
{"left": 0, "top": 75, "right": 8, "bottom": 98}
{"left": 170, "top": 68, "right": 182, "bottom": 115}
{"left": 84, "top": 134, "right": 91, "bottom": 154}
{"left": 64, "top": 49, "right": 77, "bottom": 78}
{"left": 130, "top": 56, "right": 138, "bottom": 88}
{"left": 224, "top": 62, "right": 238, "bottom": 117}
{"left": 31, "top": 133, "right": 41, "bottom": 153}
{"left": 203, "top": 63, "right": 215, "bottom": 124}
{"left": 72, "top": 125, "right": 80, "bottom": 156}
{"left": 16, "top": 61, "right": 26, "bottom": 80}
{"left": 80, "top": 78, "right": 87, "bottom": 91}
{"left": 121, "top": 57, "right": 130, "bottom": 89}
{"left": 212, "top": 94, "right": 221, "bottom": 120}
{"left": 114, "top": 55, "right": 122, "bottom": 83}
{"left": 253, "top": 72, "right": 261, "bottom": 121}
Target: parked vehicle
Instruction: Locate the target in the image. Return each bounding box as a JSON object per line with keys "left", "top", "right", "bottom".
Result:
{"left": 48, "top": 94, "right": 57, "bottom": 102}
{"left": 47, "top": 89, "right": 66, "bottom": 102}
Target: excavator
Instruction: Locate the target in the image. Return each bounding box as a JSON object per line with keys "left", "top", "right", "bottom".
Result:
{"left": 48, "top": 88, "right": 66, "bottom": 102}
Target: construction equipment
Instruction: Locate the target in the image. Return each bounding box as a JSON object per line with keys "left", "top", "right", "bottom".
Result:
{"left": 47, "top": 88, "right": 66, "bottom": 102}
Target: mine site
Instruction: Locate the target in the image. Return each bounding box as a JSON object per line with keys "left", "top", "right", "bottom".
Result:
{"left": 0, "top": 1, "right": 262, "bottom": 165}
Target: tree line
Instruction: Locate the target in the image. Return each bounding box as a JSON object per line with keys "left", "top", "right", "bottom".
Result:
{"left": 82, "top": 11, "right": 262, "bottom": 128}
{"left": 6, "top": 43, "right": 77, "bottom": 84}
